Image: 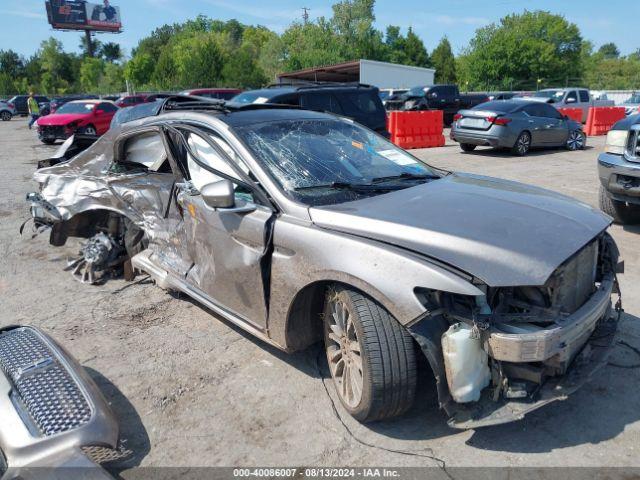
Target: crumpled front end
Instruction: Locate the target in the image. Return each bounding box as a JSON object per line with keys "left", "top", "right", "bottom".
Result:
{"left": 410, "top": 232, "right": 623, "bottom": 428}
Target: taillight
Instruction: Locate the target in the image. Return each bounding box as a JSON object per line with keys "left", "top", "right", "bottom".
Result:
{"left": 453, "top": 113, "right": 463, "bottom": 121}
{"left": 8, "top": 103, "right": 14, "bottom": 109}
{"left": 487, "top": 116, "right": 512, "bottom": 126}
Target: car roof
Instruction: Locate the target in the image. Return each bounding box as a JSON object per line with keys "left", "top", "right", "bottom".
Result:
{"left": 68, "top": 99, "right": 115, "bottom": 105}
{"left": 214, "top": 107, "right": 336, "bottom": 127}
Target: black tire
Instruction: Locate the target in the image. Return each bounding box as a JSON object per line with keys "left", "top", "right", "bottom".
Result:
{"left": 81, "top": 124, "right": 97, "bottom": 135}
{"left": 323, "top": 286, "right": 416, "bottom": 422}
{"left": 566, "top": 130, "right": 586, "bottom": 151}
{"left": 41, "top": 138, "right": 56, "bottom": 145}
{"left": 0, "top": 111, "right": 11, "bottom": 121}
{"left": 460, "top": 143, "right": 477, "bottom": 152}
{"left": 512, "top": 131, "right": 531, "bottom": 156}
{"left": 599, "top": 185, "right": 640, "bottom": 224}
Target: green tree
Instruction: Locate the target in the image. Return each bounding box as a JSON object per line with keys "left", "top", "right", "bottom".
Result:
{"left": 100, "top": 43, "right": 123, "bottom": 63}
{"left": 0, "top": 50, "right": 24, "bottom": 78}
{"left": 403, "top": 28, "right": 431, "bottom": 67}
{"left": 80, "top": 57, "right": 105, "bottom": 92}
{"left": 152, "top": 49, "right": 178, "bottom": 89}
{"left": 172, "top": 33, "right": 225, "bottom": 88}
{"left": 124, "top": 53, "right": 155, "bottom": 88}
{"left": 431, "top": 37, "right": 456, "bottom": 83}
{"left": 598, "top": 42, "right": 620, "bottom": 59}
{"left": 79, "top": 34, "right": 102, "bottom": 57}
{"left": 457, "top": 11, "right": 583, "bottom": 91}
{"left": 222, "top": 42, "right": 267, "bottom": 88}
{"left": 98, "top": 62, "right": 125, "bottom": 93}
{"left": 39, "top": 38, "right": 78, "bottom": 93}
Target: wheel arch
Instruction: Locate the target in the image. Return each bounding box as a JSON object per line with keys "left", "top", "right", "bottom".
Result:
{"left": 280, "top": 276, "right": 400, "bottom": 353}
{"left": 49, "top": 207, "right": 142, "bottom": 247}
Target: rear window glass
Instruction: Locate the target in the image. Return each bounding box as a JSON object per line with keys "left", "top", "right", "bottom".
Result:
{"left": 471, "top": 101, "right": 517, "bottom": 112}
{"left": 579, "top": 90, "right": 590, "bottom": 102}
{"left": 338, "top": 91, "right": 380, "bottom": 115}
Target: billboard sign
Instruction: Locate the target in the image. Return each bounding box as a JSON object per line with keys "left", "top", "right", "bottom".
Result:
{"left": 45, "top": 0, "right": 122, "bottom": 32}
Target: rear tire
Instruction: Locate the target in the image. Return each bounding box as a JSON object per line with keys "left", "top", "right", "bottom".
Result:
{"left": 512, "top": 131, "right": 531, "bottom": 156}
{"left": 460, "top": 143, "right": 477, "bottom": 152}
{"left": 323, "top": 286, "right": 416, "bottom": 422}
{"left": 599, "top": 185, "right": 640, "bottom": 224}
{"left": 1, "top": 111, "right": 11, "bottom": 121}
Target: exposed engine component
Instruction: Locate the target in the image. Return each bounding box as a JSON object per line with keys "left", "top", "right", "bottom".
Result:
{"left": 66, "top": 232, "right": 125, "bottom": 284}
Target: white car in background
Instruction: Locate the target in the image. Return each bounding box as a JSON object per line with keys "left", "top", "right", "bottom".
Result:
{"left": 0, "top": 100, "right": 16, "bottom": 121}
{"left": 620, "top": 94, "right": 640, "bottom": 116}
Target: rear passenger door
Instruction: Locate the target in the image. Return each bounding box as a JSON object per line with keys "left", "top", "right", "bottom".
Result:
{"left": 538, "top": 103, "right": 569, "bottom": 144}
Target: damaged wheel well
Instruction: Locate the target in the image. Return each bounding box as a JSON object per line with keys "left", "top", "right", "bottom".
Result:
{"left": 49, "top": 209, "right": 146, "bottom": 257}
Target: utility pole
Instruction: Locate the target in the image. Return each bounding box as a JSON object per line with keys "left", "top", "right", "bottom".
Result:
{"left": 302, "top": 7, "right": 310, "bottom": 24}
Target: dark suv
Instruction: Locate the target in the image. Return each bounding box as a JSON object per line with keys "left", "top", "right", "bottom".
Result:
{"left": 8, "top": 95, "right": 50, "bottom": 115}
{"left": 230, "top": 83, "right": 389, "bottom": 137}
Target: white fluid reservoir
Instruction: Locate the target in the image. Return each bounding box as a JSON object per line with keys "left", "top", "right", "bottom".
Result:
{"left": 442, "top": 323, "right": 491, "bottom": 403}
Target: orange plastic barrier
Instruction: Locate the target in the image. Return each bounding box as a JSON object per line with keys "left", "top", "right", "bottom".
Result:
{"left": 387, "top": 110, "right": 445, "bottom": 149}
{"left": 585, "top": 107, "right": 626, "bottom": 136}
{"left": 557, "top": 107, "right": 582, "bottom": 123}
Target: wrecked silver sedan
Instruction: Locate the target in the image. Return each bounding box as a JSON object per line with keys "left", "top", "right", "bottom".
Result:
{"left": 27, "top": 97, "right": 623, "bottom": 428}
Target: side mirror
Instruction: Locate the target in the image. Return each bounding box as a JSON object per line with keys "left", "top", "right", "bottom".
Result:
{"left": 565, "top": 97, "right": 576, "bottom": 104}
{"left": 201, "top": 179, "right": 235, "bottom": 209}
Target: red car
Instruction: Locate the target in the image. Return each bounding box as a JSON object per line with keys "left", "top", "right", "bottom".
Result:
{"left": 36, "top": 100, "right": 119, "bottom": 144}
{"left": 180, "top": 88, "right": 242, "bottom": 100}
{"left": 115, "top": 94, "right": 151, "bottom": 108}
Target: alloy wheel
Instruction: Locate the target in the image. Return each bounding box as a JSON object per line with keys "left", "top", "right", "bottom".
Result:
{"left": 1, "top": 111, "right": 10, "bottom": 121}
{"left": 325, "top": 297, "right": 364, "bottom": 409}
{"left": 84, "top": 126, "right": 97, "bottom": 135}
{"left": 567, "top": 131, "right": 584, "bottom": 150}
{"left": 517, "top": 132, "right": 531, "bottom": 155}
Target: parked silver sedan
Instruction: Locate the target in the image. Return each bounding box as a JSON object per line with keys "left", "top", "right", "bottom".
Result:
{"left": 450, "top": 100, "right": 586, "bottom": 156}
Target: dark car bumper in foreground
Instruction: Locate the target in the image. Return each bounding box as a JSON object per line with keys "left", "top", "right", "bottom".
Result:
{"left": 0, "top": 326, "right": 117, "bottom": 478}
{"left": 598, "top": 152, "right": 640, "bottom": 206}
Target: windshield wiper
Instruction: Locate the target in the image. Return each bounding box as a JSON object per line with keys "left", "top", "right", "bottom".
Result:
{"left": 371, "top": 172, "right": 439, "bottom": 184}
{"left": 294, "top": 181, "right": 398, "bottom": 192}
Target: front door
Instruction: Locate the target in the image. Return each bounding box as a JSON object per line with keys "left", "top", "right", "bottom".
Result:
{"left": 170, "top": 127, "right": 273, "bottom": 330}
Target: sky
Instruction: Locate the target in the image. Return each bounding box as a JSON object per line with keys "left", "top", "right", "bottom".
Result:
{"left": 1, "top": 0, "right": 638, "bottom": 58}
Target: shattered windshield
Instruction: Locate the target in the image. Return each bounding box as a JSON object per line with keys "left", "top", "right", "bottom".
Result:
{"left": 236, "top": 118, "right": 441, "bottom": 206}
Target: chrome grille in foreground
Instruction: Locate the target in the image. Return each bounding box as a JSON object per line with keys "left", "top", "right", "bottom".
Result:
{"left": 625, "top": 126, "right": 640, "bottom": 163}
{"left": 0, "top": 328, "right": 91, "bottom": 437}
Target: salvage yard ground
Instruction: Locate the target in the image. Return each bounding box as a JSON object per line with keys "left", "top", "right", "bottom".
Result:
{"left": 1, "top": 119, "right": 640, "bottom": 472}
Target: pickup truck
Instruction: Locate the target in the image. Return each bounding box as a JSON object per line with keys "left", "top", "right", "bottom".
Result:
{"left": 385, "top": 84, "right": 489, "bottom": 125}
{"left": 525, "top": 88, "right": 614, "bottom": 123}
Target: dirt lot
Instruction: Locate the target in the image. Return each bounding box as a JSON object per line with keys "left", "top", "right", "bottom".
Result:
{"left": 1, "top": 118, "right": 639, "bottom": 473}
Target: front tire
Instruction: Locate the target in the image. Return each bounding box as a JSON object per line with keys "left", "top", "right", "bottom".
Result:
{"left": 40, "top": 138, "right": 56, "bottom": 145}
{"left": 81, "top": 124, "right": 97, "bottom": 135}
{"left": 566, "top": 130, "right": 586, "bottom": 150}
{"left": 599, "top": 185, "right": 640, "bottom": 224}
{"left": 512, "top": 131, "right": 531, "bottom": 156}
{"left": 323, "top": 286, "right": 416, "bottom": 422}
{"left": 460, "top": 143, "right": 477, "bottom": 152}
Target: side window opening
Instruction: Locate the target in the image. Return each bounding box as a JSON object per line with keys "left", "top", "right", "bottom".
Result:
{"left": 566, "top": 90, "right": 578, "bottom": 103}
{"left": 185, "top": 132, "right": 255, "bottom": 203}
{"left": 579, "top": 90, "right": 590, "bottom": 102}
{"left": 119, "top": 131, "right": 170, "bottom": 172}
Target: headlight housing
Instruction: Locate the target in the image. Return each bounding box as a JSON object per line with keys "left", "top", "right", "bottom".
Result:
{"left": 604, "top": 130, "right": 628, "bottom": 155}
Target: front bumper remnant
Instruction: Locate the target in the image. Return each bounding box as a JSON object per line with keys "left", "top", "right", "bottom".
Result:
{"left": 448, "top": 311, "right": 619, "bottom": 429}
{"left": 0, "top": 326, "right": 118, "bottom": 474}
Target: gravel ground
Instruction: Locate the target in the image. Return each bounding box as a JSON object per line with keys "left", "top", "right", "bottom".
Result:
{"left": 1, "top": 118, "right": 639, "bottom": 474}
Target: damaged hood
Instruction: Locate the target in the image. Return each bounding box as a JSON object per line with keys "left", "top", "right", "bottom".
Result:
{"left": 309, "top": 173, "right": 611, "bottom": 287}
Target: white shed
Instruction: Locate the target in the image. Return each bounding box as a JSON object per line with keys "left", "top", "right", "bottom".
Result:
{"left": 277, "top": 59, "right": 435, "bottom": 90}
